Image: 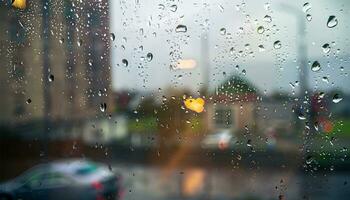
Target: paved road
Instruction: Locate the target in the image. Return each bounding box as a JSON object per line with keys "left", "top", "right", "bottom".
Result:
{"left": 112, "top": 163, "right": 350, "bottom": 200}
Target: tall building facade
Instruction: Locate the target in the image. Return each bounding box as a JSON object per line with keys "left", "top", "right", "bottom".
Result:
{"left": 0, "top": 0, "right": 113, "bottom": 136}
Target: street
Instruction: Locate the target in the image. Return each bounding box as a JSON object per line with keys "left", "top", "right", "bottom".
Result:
{"left": 112, "top": 162, "right": 350, "bottom": 200}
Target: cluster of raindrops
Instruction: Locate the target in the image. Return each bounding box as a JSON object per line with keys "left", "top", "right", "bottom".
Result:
{"left": 303, "top": 2, "right": 312, "bottom": 21}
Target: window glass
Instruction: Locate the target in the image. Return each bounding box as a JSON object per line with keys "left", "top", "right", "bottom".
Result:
{"left": 26, "top": 172, "right": 71, "bottom": 188}
{"left": 1, "top": 1, "right": 349, "bottom": 200}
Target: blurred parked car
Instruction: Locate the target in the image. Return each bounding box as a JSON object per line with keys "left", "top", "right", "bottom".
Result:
{"left": 201, "top": 130, "right": 236, "bottom": 150}
{"left": 0, "top": 159, "right": 123, "bottom": 200}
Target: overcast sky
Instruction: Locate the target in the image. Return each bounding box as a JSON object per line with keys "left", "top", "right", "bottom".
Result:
{"left": 110, "top": 0, "right": 350, "bottom": 95}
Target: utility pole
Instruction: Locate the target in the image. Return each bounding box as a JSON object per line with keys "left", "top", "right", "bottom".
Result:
{"left": 42, "top": 0, "right": 51, "bottom": 160}
{"left": 279, "top": 4, "right": 309, "bottom": 96}
{"left": 64, "top": 1, "right": 76, "bottom": 133}
{"left": 279, "top": 4, "right": 310, "bottom": 132}
{"left": 279, "top": 4, "right": 311, "bottom": 199}
{"left": 200, "top": 32, "right": 210, "bottom": 96}
{"left": 200, "top": 32, "right": 213, "bottom": 200}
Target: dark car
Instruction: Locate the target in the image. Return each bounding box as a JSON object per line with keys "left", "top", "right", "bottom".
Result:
{"left": 0, "top": 159, "right": 123, "bottom": 200}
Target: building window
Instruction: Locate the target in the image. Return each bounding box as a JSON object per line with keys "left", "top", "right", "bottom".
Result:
{"left": 215, "top": 107, "right": 233, "bottom": 128}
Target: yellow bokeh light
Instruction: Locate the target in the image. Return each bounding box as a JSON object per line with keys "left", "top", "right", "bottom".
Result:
{"left": 177, "top": 59, "right": 197, "bottom": 69}
{"left": 12, "top": 0, "right": 26, "bottom": 10}
{"left": 183, "top": 169, "right": 205, "bottom": 196}
{"left": 184, "top": 97, "right": 205, "bottom": 113}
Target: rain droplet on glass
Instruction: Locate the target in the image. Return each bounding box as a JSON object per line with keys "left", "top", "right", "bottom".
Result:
{"left": 302, "top": 2, "right": 311, "bottom": 13}
{"left": 263, "top": 15, "right": 272, "bottom": 23}
{"left": 246, "top": 139, "right": 252, "bottom": 147}
{"left": 48, "top": 74, "right": 54, "bottom": 82}
{"left": 306, "top": 14, "right": 312, "bottom": 21}
{"left": 258, "top": 45, "right": 265, "bottom": 52}
{"left": 314, "top": 121, "right": 319, "bottom": 131}
{"left": 59, "top": 38, "right": 64, "bottom": 44}
{"left": 175, "top": 24, "right": 187, "bottom": 33}
{"left": 220, "top": 28, "right": 226, "bottom": 35}
{"left": 332, "top": 94, "right": 342, "bottom": 104}
{"left": 327, "top": 15, "right": 338, "bottom": 28}
{"left": 158, "top": 4, "right": 165, "bottom": 10}
{"left": 322, "top": 43, "right": 330, "bottom": 54}
{"left": 100, "top": 103, "right": 107, "bottom": 112}
{"left": 322, "top": 76, "right": 329, "bottom": 83}
{"left": 311, "top": 61, "right": 321, "bottom": 72}
{"left": 146, "top": 53, "right": 153, "bottom": 62}
{"left": 170, "top": 4, "right": 177, "bottom": 12}
{"left": 306, "top": 155, "right": 313, "bottom": 164}
{"left": 77, "top": 39, "right": 83, "bottom": 47}
{"left": 298, "top": 113, "right": 306, "bottom": 120}
{"left": 110, "top": 33, "right": 116, "bottom": 41}
{"left": 257, "top": 26, "right": 265, "bottom": 34}
{"left": 273, "top": 40, "right": 281, "bottom": 49}
{"left": 122, "top": 59, "right": 128, "bottom": 67}
{"left": 229, "top": 47, "right": 235, "bottom": 54}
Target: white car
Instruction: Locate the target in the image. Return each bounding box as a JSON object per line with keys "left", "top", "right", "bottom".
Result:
{"left": 201, "top": 130, "right": 236, "bottom": 150}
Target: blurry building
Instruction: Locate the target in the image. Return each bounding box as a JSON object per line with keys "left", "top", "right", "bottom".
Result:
{"left": 206, "top": 75, "right": 257, "bottom": 138}
{"left": 0, "top": 0, "right": 113, "bottom": 138}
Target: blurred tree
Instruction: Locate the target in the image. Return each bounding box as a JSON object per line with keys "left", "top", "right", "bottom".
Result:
{"left": 138, "top": 96, "right": 158, "bottom": 117}
{"left": 156, "top": 87, "right": 194, "bottom": 148}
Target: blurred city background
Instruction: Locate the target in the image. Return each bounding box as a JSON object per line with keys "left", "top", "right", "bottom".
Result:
{"left": 0, "top": 0, "right": 350, "bottom": 200}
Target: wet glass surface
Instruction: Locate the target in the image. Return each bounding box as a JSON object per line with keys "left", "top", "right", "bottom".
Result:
{"left": 1, "top": 0, "right": 350, "bottom": 200}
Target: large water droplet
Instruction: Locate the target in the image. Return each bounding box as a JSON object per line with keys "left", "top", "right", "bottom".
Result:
{"left": 258, "top": 45, "right": 265, "bottom": 52}
{"left": 48, "top": 74, "right": 54, "bottom": 82}
{"left": 218, "top": 4, "right": 224, "bottom": 12}
{"left": 175, "top": 25, "right": 187, "bottom": 33}
{"left": 77, "top": 39, "right": 83, "bottom": 47}
{"left": 100, "top": 103, "right": 107, "bottom": 112}
{"left": 314, "top": 121, "right": 319, "bottom": 131}
{"left": 158, "top": 4, "right": 165, "bottom": 10}
{"left": 332, "top": 94, "right": 343, "bottom": 104}
{"left": 322, "top": 76, "right": 329, "bottom": 83}
{"left": 322, "top": 43, "right": 330, "bottom": 54}
{"left": 88, "top": 59, "right": 93, "bottom": 66}
{"left": 327, "top": 15, "right": 338, "bottom": 28}
{"left": 306, "top": 14, "right": 312, "bottom": 21}
{"left": 139, "top": 28, "right": 144, "bottom": 36}
{"left": 302, "top": 2, "right": 311, "bottom": 13}
{"left": 298, "top": 113, "right": 306, "bottom": 120}
{"left": 59, "top": 38, "right": 64, "bottom": 44}
{"left": 229, "top": 47, "right": 235, "bottom": 54}
{"left": 220, "top": 28, "right": 226, "bottom": 35}
{"left": 273, "top": 40, "right": 281, "bottom": 49}
{"left": 306, "top": 155, "right": 314, "bottom": 164}
{"left": 311, "top": 61, "right": 321, "bottom": 72}
{"left": 257, "top": 26, "right": 265, "bottom": 34}
{"left": 319, "top": 92, "right": 325, "bottom": 99}
{"left": 110, "top": 33, "right": 116, "bottom": 41}
{"left": 170, "top": 4, "right": 177, "bottom": 12}
{"left": 122, "top": 59, "right": 128, "bottom": 67}
{"left": 246, "top": 139, "right": 252, "bottom": 147}
{"left": 263, "top": 15, "right": 272, "bottom": 23}
{"left": 146, "top": 53, "right": 153, "bottom": 62}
